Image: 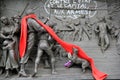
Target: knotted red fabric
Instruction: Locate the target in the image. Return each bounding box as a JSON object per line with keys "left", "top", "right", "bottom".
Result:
{"left": 19, "top": 14, "right": 108, "bottom": 80}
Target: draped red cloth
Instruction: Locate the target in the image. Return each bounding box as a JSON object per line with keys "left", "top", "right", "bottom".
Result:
{"left": 19, "top": 14, "right": 108, "bottom": 80}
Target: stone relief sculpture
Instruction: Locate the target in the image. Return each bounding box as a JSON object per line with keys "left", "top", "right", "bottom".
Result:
{"left": 94, "top": 16, "right": 111, "bottom": 53}
{"left": 77, "top": 15, "right": 91, "bottom": 41}
{"left": 33, "top": 20, "right": 57, "bottom": 77}
{"left": 114, "top": 28, "right": 120, "bottom": 55}
{"left": 18, "top": 9, "right": 43, "bottom": 77}
{"left": 0, "top": 1, "right": 118, "bottom": 79}
{"left": 0, "top": 16, "right": 19, "bottom": 77}
{"left": 55, "top": 15, "right": 92, "bottom": 42}
{"left": 11, "top": 15, "right": 21, "bottom": 62}
{"left": 18, "top": 9, "right": 57, "bottom": 77}
{"left": 0, "top": 24, "right": 4, "bottom": 75}
{"left": 54, "top": 17, "right": 75, "bottom": 41}
{"left": 65, "top": 47, "right": 90, "bottom": 73}
{"left": 0, "top": 12, "right": 115, "bottom": 80}
{"left": 70, "top": 19, "right": 80, "bottom": 41}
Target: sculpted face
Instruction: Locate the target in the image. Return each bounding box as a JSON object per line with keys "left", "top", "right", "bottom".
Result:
{"left": 12, "top": 15, "right": 21, "bottom": 23}
{"left": 0, "top": 16, "right": 9, "bottom": 25}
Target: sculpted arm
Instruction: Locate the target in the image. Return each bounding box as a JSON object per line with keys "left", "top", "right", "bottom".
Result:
{"left": 0, "top": 29, "right": 10, "bottom": 39}
{"left": 28, "top": 18, "right": 46, "bottom": 32}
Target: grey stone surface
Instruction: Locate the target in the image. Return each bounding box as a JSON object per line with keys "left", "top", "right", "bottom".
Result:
{"left": 0, "top": 0, "right": 120, "bottom": 80}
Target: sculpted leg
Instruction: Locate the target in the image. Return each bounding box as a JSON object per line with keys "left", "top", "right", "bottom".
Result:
{"left": 5, "top": 69, "right": 9, "bottom": 78}
{"left": 104, "top": 35, "right": 110, "bottom": 51}
{"left": 18, "top": 64, "right": 27, "bottom": 77}
{"left": 100, "top": 36, "right": 105, "bottom": 53}
{"left": 9, "top": 49, "right": 18, "bottom": 69}
{"left": 81, "top": 60, "right": 89, "bottom": 73}
{"left": 32, "top": 49, "right": 43, "bottom": 77}
{"left": 5, "top": 55, "right": 11, "bottom": 78}
{"left": 19, "top": 33, "right": 35, "bottom": 77}
{"left": 79, "top": 28, "right": 83, "bottom": 41}
{"left": 46, "top": 49, "right": 57, "bottom": 74}
{"left": 44, "top": 54, "right": 50, "bottom": 68}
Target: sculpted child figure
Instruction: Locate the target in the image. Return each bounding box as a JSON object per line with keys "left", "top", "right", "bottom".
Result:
{"left": 65, "top": 47, "right": 90, "bottom": 72}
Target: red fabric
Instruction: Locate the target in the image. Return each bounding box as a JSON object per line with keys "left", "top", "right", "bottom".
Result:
{"left": 20, "top": 14, "right": 108, "bottom": 80}
{"left": 19, "top": 16, "right": 27, "bottom": 58}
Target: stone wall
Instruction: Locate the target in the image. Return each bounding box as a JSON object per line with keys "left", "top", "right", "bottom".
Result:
{"left": 0, "top": 0, "right": 116, "bottom": 42}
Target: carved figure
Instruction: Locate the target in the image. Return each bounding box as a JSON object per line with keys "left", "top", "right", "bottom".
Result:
{"left": 0, "top": 16, "right": 19, "bottom": 77}
{"left": 70, "top": 19, "right": 80, "bottom": 41}
{"left": 19, "top": 13, "right": 108, "bottom": 80}
{"left": 0, "top": 36, "right": 4, "bottom": 75}
{"left": 66, "top": 48, "right": 90, "bottom": 72}
{"left": 19, "top": 9, "right": 57, "bottom": 77}
{"left": 95, "top": 16, "right": 111, "bottom": 53}
{"left": 19, "top": 9, "right": 45, "bottom": 77}
{"left": 105, "top": 16, "right": 114, "bottom": 38}
{"left": 114, "top": 28, "right": 120, "bottom": 55}
{"left": 11, "top": 15, "right": 21, "bottom": 62}
{"left": 78, "top": 15, "right": 91, "bottom": 41}
{"left": 32, "top": 20, "right": 57, "bottom": 77}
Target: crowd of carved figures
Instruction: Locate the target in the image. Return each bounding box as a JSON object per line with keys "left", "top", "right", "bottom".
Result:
{"left": 0, "top": 8, "right": 120, "bottom": 78}
{"left": 57, "top": 14, "right": 120, "bottom": 54}
{"left": 55, "top": 15, "right": 119, "bottom": 54}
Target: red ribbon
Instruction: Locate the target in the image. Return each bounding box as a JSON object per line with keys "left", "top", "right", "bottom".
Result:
{"left": 20, "top": 14, "right": 108, "bottom": 80}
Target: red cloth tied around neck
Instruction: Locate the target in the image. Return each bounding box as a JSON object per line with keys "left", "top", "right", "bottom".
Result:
{"left": 20, "top": 14, "right": 108, "bottom": 80}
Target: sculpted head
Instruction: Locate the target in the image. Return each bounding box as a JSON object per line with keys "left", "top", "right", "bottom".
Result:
{"left": 0, "top": 16, "right": 9, "bottom": 25}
